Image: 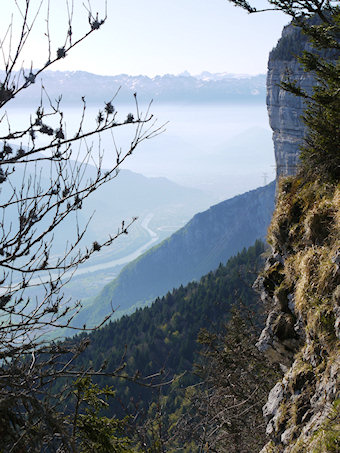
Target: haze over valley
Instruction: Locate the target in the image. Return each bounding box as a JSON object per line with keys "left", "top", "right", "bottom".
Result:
{"left": 4, "top": 71, "right": 274, "bottom": 198}
{"left": 2, "top": 2, "right": 339, "bottom": 451}
{"left": 3, "top": 71, "right": 275, "bottom": 303}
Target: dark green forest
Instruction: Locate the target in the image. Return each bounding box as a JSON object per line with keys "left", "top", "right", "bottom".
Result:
{"left": 64, "top": 240, "right": 267, "bottom": 419}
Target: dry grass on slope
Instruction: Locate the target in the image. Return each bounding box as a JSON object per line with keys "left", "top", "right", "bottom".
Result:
{"left": 260, "top": 178, "right": 339, "bottom": 452}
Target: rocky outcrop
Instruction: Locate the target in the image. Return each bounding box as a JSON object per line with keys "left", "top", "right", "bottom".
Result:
{"left": 267, "top": 24, "right": 314, "bottom": 178}
{"left": 260, "top": 18, "right": 340, "bottom": 451}
{"left": 256, "top": 179, "right": 340, "bottom": 452}
{"left": 267, "top": 62, "right": 313, "bottom": 178}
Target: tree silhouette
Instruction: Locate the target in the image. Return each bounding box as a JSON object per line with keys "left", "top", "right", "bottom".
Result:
{"left": 0, "top": 1, "right": 162, "bottom": 450}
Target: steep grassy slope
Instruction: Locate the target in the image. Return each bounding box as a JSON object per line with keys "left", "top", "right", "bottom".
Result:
{"left": 256, "top": 178, "right": 340, "bottom": 452}
{"left": 75, "top": 181, "right": 275, "bottom": 328}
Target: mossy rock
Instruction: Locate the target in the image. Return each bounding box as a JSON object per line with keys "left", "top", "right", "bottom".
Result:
{"left": 304, "top": 204, "right": 336, "bottom": 246}
{"left": 275, "top": 281, "right": 294, "bottom": 313}
{"left": 290, "top": 367, "right": 315, "bottom": 393}
{"left": 262, "top": 262, "right": 285, "bottom": 297}
{"left": 272, "top": 312, "right": 298, "bottom": 341}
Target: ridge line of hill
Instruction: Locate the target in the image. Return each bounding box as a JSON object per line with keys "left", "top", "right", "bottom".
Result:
{"left": 72, "top": 181, "right": 275, "bottom": 330}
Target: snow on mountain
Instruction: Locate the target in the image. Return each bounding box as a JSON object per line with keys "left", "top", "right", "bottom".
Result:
{"left": 6, "top": 70, "right": 266, "bottom": 105}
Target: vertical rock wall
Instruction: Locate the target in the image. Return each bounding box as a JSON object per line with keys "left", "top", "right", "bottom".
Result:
{"left": 258, "top": 20, "right": 340, "bottom": 453}
{"left": 267, "top": 24, "right": 314, "bottom": 178}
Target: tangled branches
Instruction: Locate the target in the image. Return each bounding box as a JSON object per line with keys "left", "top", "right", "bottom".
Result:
{"left": 0, "top": 1, "right": 164, "bottom": 450}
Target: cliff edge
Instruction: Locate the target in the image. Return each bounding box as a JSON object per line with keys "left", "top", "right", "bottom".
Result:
{"left": 258, "top": 18, "right": 340, "bottom": 451}
{"left": 267, "top": 23, "right": 314, "bottom": 178}
{"left": 256, "top": 178, "right": 339, "bottom": 452}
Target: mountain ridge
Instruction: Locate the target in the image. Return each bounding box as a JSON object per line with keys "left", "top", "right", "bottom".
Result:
{"left": 7, "top": 70, "right": 266, "bottom": 105}
{"left": 73, "top": 181, "right": 275, "bottom": 329}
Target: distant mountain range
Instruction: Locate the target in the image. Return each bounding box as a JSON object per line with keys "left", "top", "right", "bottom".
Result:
{"left": 8, "top": 70, "right": 266, "bottom": 105}
{"left": 72, "top": 181, "right": 275, "bottom": 330}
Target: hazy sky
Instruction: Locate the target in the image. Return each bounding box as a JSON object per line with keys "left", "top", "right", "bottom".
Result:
{"left": 1, "top": 0, "right": 289, "bottom": 77}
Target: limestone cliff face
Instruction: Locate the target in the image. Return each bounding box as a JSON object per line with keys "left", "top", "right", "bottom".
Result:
{"left": 267, "top": 24, "right": 314, "bottom": 178}
{"left": 258, "top": 22, "right": 340, "bottom": 452}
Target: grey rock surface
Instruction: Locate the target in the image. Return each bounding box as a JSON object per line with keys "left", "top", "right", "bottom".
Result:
{"left": 267, "top": 25, "right": 314, "bottom": 178}
{"left": 263, "top": 382, "right": 284, "bottom": 435}
{"left": 258, "top": 20, "right": 340, "bottom": 453}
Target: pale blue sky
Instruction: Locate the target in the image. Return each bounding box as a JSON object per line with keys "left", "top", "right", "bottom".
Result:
{"left": 1, "top": 0, "right": 289, "bottom": 76}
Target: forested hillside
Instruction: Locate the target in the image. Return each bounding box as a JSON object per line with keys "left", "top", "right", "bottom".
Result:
{"left": 74, "top": 182, "right": 275, "bottom": 328}
{"left": 66, "top": 240, "right": 267, "bottom": 419}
